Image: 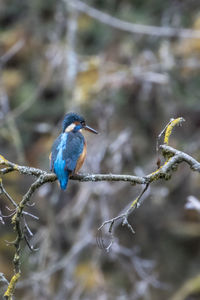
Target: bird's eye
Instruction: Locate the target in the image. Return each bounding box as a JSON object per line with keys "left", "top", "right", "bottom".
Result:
{"left": 80, "top": 121, "right": 85, "bottom": 126}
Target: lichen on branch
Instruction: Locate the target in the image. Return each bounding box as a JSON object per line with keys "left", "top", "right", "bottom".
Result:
{"left": 4, "top": 272, "right": 20, "bottom": 300}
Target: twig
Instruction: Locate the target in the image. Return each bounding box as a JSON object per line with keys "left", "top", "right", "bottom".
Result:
{"left": 0, "top": 179, "right": 17, "bottom": 207}
{"left": 98, "top": 183, "right": 149, "bottom": 235}
{"left": 156, "top": 117, "right": 185, "bottom": 151}
{"left": 0, "top": 209, "right": 5, "bottom": 224}
{"left": 0, "top": 40, "right": 26, "bottom": 164}
{"left": 24, "top": 235, "right": 39, "bottom": 252}
{"left": 23, "top": 217, "right": 33, "bottom": 237}
{"left": 22, "top": 211, "right": 39, "bottom": 220}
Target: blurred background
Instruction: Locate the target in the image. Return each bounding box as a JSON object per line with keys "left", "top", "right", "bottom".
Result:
{"left": 0, "top": 0, "right": 200, "bottom": 299}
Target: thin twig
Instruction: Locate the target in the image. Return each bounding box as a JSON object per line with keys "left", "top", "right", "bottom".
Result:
{"left": 23, "top": 211, "right": 39, "bottom": 220}
{"left": 156, "top": 118, "right": 185, "bottom": 151}
{"left": 23, "top": 217, "right": 33, "bottom": 237}
{"left": 24, "top": 235, "right": 39, "bottom": 252}
{"left": 98, "top": 184, "right": 149, "bottom": 235}
{"left": 0, "top": 180, "right": 17, "bottom": 207}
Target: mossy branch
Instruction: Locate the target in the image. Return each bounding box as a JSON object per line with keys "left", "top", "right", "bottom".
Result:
{"left": 4, "top": 273, "right": 20, "bottom": 300}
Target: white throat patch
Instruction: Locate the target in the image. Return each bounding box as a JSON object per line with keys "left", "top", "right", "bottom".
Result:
{"left": 65, "top": 123, "right": 76, "bottom": 132}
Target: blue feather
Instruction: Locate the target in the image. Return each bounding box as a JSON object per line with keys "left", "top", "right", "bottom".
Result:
{"left": 53, "top": 133, "right": 69, "bottom": 190}
{"left": 51, "top": 131, "right": 85, "bottom": 190}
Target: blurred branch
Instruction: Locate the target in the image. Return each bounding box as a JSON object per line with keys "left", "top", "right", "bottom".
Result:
{"left": 0, "top": 67, "right": 53, "bottom": 127}
{"left": 1, "top": 117, "right": 200, "bottom": 298}
{"left": 66, "top": 0, "right": 200, "bottom": 39}
{"left": 65, "top": 3, "right": 78, "bottom": 88}
{"left": 171, "top": 274, "right": 200, "bottom": 300}
{"left": 0, "top": 40, "right": 26, "bottom": 164}
{"left": 17, "top": 231, "right": 92, "bottom": 287}
{"left": 0, "top": 39, "right": 25, "bottom": 68}
{"left": 0, "top": 40, "right": 55, "bottom": 130}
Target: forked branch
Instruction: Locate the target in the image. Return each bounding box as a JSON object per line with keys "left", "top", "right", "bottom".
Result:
{"left": 0, "top": 117, "right": 199, "bottom": 299}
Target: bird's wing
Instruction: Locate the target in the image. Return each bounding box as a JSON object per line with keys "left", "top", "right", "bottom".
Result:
{"left": 50, "top": 134, "right": 63, "bottom": 172}
{"left": 63, "top": 132, "right": 85, "bottom": 172}
{"left": 50, "top": 132, "right": 85, "bottom": 173}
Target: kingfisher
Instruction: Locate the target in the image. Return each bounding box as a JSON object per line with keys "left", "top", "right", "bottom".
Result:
{"left": 50, "top": 112, "right": 98, "bottom": 190}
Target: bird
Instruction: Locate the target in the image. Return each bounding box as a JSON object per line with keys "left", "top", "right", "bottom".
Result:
{"left": 50, "top": 112, "right": 98, "bottom": 190}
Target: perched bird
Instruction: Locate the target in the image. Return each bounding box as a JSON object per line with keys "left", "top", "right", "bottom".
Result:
{"left": 50, "top": 112, "right": 98, "bottom": 190}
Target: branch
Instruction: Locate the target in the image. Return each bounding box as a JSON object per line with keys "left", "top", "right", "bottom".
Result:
{"left": 96, "top": 118, "right": 200, "bottom": 250}
{"left": 160, "top": 145, "right": 200, "bottom": 172}
{"left": 66, "top": 0, "right": 200, "bottom": 39}
{"left": 0, "top": 117, "right": 199, "bottom": 297}
{"left": 97, "top": 183, "right": 150, "bottom": 251}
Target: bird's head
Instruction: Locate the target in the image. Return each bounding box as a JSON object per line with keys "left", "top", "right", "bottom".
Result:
{"left": 62, "top": 112, "right": 98, "bottom": 134}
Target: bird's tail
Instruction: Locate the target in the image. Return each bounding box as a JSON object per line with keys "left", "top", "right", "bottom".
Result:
{"left": 59, "top": 170, "right": 69, "bottom": 190}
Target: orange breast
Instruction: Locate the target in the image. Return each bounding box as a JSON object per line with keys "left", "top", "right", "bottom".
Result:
{"left": 75, "top": 142, "right": 87, "bottom": 173}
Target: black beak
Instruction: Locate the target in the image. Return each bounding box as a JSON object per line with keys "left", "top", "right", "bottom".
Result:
{"left": 84, "top": 124, "right": 98, "bottom": 134}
